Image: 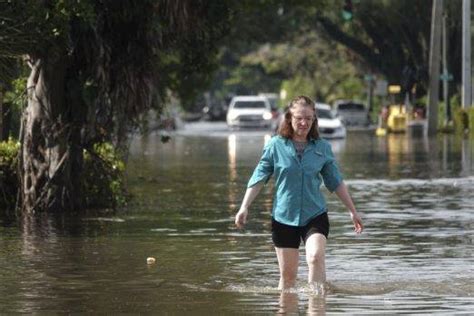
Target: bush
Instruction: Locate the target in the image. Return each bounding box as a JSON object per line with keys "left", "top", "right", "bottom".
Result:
{"left": 469, "top": 108, "right": 474, "bottom": 132}
{"left": 454, "top": 107, "right": 474, "bottom": 135}
{"left": 82, "top": 143, "right": 128, "bottom": 209}
{"left": 0, "top": 140, "right": 127, "bottom": 212}
{"left": 0, "top": 138, "right": 20, "bottom": 210}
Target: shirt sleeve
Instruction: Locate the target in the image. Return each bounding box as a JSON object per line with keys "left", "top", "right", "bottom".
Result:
{"left": 247, "top": 141, "right": 274, "bottom": 188}
{"left": 320, "top": 142, "right": 343, "bottom": 192}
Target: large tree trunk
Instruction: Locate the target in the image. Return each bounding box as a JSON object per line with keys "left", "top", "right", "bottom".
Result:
{"left": 19, "top": 53, "right": 83, "bottom": 214}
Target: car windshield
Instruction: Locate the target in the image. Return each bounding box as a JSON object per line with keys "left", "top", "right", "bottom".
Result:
{"left": 317, "top": 108, "right": 334, "bottom": 119}
{"left": 338, "top": 103, "right": 365, "bottom": 111}
{"left": 233, "top": 101, "right": 267, "bottom": 109}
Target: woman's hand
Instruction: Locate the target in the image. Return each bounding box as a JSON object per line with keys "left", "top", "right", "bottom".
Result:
{"left": 335, "top": 183, "right": 364, "bottom": 234}
{"left": 235, "top": 208, "right": 249, "bottom": 229}
{"left": 350, "top": 212, "right": 364, "bottom": 234}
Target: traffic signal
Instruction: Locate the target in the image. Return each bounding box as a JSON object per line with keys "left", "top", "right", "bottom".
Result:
{"left": 342, "top": 0, "right": 353, "bottom": 21}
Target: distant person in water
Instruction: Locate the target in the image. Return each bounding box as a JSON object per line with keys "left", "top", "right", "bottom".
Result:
{"left": 234, "top": 95, "right": 364, "bottom": 290}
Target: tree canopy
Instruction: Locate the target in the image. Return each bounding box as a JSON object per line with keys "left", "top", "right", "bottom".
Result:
{"left": 210, "top": 0, "right": 463, "bottom": 106}
{"left": 0, "top": 0, "right": 231, "bottom": 213}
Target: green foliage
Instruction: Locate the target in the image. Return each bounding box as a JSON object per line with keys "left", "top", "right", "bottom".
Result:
{"left": 209, "top": 3, "right": 325, "bottom": 103}
{"left": 222, "top": 29, "right": 366, "bottom": 105}
{"left": 210, "top": 3, "right": 382, "bottom": 107}
{"left": 223, "top": 65, "right": 282, "bottom": 96}
{"left": 3, "top": 76, "right": 27, "bottom": 138}
{"left": 432, "top": 94, "right": 474, "bottom": 133}
{"left": 82, "top": 143, "right": 127, "bottom": 209}
{"left": 1, "top": 0, "right": 232, "bottom": 139}
{"left": 3, "top": 77, "right": 26, "bottom": 105}
{"left": 469, "top": 108, "right": 474, "bottom": 135}
{"left": 209, "top": 1, "right": 464, "bottom": 112}
{"left": 0, "top": 0, "right": 235, "bottom": 213}
{"left": 0, "top": 138, "right": 19, "bottom": 209}
{"left": 154, "top": 2, "right": 231, "bottom": 111}
{"left": 281, "top": 76, "right": 316, "bottom": 103}
{"left": 315, "top": 1, "right": 462, "bottom": 94}
{"left": 0, "top": 140, "right": 127, "bottom": 211}
{"left": 0, "top": 0, "right": 95, "bottom": 59}
{"left": 454, "top": 107, "right": 474, "bottom": 135}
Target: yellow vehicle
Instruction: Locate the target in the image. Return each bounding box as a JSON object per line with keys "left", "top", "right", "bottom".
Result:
{"left": 376, "top": 104, "right": 408, "bottom": 135}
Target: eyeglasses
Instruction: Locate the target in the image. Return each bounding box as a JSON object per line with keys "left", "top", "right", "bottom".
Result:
{"left": 291, "top": 116, "right": 314, "bottom": 122}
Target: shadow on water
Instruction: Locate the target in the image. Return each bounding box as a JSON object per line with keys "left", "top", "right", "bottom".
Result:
{"left": 1, "top": 212, "right": 135, "bottom": 313}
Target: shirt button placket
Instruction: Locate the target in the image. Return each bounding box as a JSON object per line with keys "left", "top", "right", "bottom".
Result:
{"left": 299, "top": 164, "right": 304, "bottom": 226}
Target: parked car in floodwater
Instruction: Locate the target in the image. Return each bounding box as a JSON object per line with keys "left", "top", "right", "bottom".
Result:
{"left": 202, "top": 103, "right": 228, "bottom": 121}
{"left": 315, "top": 102, "right": 346, "bottom": 139}
{"left": 226, "top": 96, "right": 277, "bottom": 129}
{"left": 333, "top": 100, "right": 370, "bottom": 127}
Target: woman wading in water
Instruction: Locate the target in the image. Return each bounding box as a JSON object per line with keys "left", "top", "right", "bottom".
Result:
{"left": 235, "top": 95, "right": 363, "bottom": 291}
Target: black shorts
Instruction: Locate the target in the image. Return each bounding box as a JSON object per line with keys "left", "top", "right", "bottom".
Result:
{"left": 271, "top": 212, "right": 329, "bottom": 249}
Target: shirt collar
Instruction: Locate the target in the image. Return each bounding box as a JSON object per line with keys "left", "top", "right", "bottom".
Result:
{"left": 282, "top": 136, "right": 319, "bottom": 145}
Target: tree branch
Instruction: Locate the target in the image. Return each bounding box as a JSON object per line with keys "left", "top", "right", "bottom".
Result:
{"left": 315, "top": 15, "right": 383, "bottom": 73}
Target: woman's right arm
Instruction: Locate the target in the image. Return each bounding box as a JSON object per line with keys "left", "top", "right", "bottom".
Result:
{"left": 234, "top": 182, "right": 264, "bottom": 229}
{"left": 236, "top": 138, "right": 275, "bottom": 229}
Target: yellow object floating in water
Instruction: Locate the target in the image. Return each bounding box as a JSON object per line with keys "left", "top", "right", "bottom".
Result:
{"left": 147, "top": 257, "right": 156, "bottom": 264}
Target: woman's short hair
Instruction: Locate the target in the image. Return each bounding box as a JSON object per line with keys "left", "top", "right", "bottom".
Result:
{"left": 277, "top": 95, "right": 319, "bottom": 140}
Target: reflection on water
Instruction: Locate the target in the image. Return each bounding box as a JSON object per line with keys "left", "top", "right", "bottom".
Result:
{"left": 226, "top": 285, "right": 328, "bottom": 315}
{"left": 227, "top": 132, "right": 273, "bottom": 210}
{"left": 277, "top": 291, "right": 327, "bottom": 315}
{"left": 279, "top": 291, "right": 300, "bottom": 314}
{"left": 228, "top": 134, "right": 237, "bottom": 182}
{"left": 0, "top": 130, "right": 473, "bottom": 313}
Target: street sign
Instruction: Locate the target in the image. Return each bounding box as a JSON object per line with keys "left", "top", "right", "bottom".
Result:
{"left": 388, "top": 85, "right": 401, "bottom": 94}
{"left": 364, "top": 74, "right": 375, "bottom": 81}
{"left": 439, "top": 72, "right": 453, "bottom": 81}
{"left": 374, "top": 80, "right": 388, "bottom": 96}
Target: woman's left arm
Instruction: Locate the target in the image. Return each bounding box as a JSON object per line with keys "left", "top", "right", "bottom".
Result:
{"left": 335, "top": 182, "right": 364, "bottom": 234}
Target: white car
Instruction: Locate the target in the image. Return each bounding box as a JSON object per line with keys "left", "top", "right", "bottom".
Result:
{"left": 315, "top": 103, "right": 346, "bottom": 139}
{"left": 226, "top": 96, "right": 275, "bottom": 129}
{"left": 333, "top": 99, "right": 370, "bottom": 127}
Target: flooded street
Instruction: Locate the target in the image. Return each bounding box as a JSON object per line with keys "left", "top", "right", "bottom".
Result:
{"left": 1, "top": 122, "right": 473, "bottom": 314}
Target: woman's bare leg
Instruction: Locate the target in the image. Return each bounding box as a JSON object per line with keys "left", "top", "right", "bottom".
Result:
{"left": 275, "top": 247, "right": 299, "bottom": 290}
{"left": 305, "top": 233, "right": 327, "bottom": 285}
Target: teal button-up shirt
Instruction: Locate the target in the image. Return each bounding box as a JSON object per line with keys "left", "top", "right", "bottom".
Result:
{"left": 247, "top": 135, "right": 343, "bottom": 227}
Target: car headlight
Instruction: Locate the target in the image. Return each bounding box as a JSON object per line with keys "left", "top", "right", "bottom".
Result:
{"left": 228, "top": 112, "right": 238, "bottom": 120}
{"left": 262, "top": 112, "right": 272, "bottom": 120}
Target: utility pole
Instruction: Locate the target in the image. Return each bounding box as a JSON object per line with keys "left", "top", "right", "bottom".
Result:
{"left": 442, "top": 14, "right": 452, "bottom": 124}
{"left": 427, "top": 0, "right": 443, "bottom": 135}
{"left": 462, "top": 0, "right": 471, "bottom": 109}
{"left": 364, "top": 74, "right": 374, "bottom": 119}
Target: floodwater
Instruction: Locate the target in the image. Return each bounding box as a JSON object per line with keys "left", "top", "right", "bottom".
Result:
{"left": 1, "top": 122, "right": 473, "bottom": 314}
